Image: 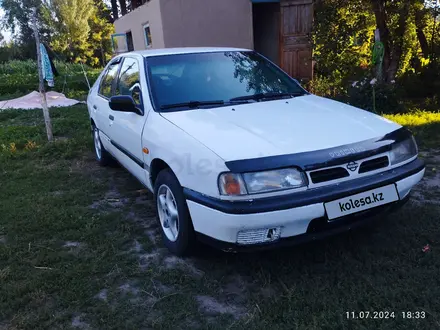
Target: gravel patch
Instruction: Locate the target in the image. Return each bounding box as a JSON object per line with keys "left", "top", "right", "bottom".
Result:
{"left": 95, "top": 289, "right": 108, "bottom": 302}
{"left": 138, "top": 251, "right": 161, "bottom": 271}
{"left": 163, "top": 256, "right": 205, "bottom": 278}
{"left": 63, "top": 241, "right": 82, "bottom": 248}
{"left": 196, "top": 295, "right": 245, "bottom": 319}
{"left": 119, "top": 282, "right": 140, "bottom": 296}
{"left": 71, "top": 315, "right": 90, "bottom": 329}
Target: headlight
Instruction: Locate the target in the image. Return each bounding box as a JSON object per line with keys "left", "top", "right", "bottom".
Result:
{"left": 389, "top": 136, "right": 418, "bottom": 165}
{"left": 218, "top": 168, "right": 307, "bottom": 196}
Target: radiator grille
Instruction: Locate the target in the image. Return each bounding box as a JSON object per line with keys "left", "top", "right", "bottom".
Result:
{"left": 359, "top": 156, "right": 389, "bottom": 174}
{"left": 310, "top": 167, "right": 349, "bottom": 184}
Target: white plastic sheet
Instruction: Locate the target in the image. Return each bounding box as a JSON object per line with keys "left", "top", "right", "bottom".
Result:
{"left": 0, "top": 91, "right": 83, "bottom": 110}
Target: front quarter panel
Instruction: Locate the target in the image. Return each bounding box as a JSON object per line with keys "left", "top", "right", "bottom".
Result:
{"left": 143, "top": 112, "right": 228, "bottom": 197}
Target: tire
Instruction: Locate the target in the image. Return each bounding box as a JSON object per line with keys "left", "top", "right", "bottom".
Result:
{"left": 92, "top": 125, "right": 113, "bottom": 166}
{"left": 154, "top": 168, "right": 196, "bottom": 256}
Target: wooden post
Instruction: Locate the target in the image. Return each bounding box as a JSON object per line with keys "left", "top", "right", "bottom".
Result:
{"left": 32, "top": 8, "right": 54, "bottom": 142}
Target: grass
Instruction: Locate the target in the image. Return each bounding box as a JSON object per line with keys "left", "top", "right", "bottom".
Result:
{"left": 384, "top": 111, "right": 440, "bottom": 126}
{"left": 384, "top": 111, "right": 440, "bottom": 149}
{"left": 0, "top": 106, "right": 439, "bottom": 329}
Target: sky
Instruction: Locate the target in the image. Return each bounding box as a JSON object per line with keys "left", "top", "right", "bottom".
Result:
{"left": 0, "top": 6, "right": 12, "bottom": 43}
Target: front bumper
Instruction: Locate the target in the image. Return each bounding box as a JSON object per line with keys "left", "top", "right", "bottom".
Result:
{"left": 196, "top": 196, "right": 410, "bottom": 252}
{"left": 185, "top": 159, "right": 425, "bottom": 250}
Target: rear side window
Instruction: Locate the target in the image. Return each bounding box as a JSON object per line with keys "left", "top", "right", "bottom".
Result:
{"left": 99, "top": 62, "right": 120, "bottom": 98}
{"left": 116, "top": 57, "right": 141, "bottom": 105}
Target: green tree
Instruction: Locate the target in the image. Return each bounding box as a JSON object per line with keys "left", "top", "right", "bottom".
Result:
{"left": 312, "top": 0, "right": 375, "bottom": 94}
{"left": 2, "top": 0, "right": 114, "bottom": 65}
{"left": 312, "top": 0, "right": 438, "bottom": 86}
{"left": 414, "top": 0, "right": 431, "bottom": 58}
{"left": 2, "top": 0, "right": 39, "bottom": 41}
{"left": 1, "top": 0, "right": 49, "bottom": 59}
{"left": 89, "top": 0, "right": 115, "bottom": 66}
{"left": 46, "top": 0, "right": 95, "bottom": 63}
{"left": 370, "top": 0, "right": 412, "bottom": 82}
{"left": 43, "top": 0, "right": 114, "bottom": 66}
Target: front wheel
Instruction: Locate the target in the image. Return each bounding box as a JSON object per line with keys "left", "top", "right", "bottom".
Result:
{"left": 154, "top": 168, "right": 196, "bottom": 256}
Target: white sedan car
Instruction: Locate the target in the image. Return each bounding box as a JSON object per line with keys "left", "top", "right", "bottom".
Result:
{"left": 87, "top": 47, "right": 425, "bottom": 255}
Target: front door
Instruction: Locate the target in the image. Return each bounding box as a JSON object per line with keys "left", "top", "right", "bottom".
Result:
{"left": 279, "top": 0, "right": 313, "bottom": 81}
{"left": 108, "top": 56, "right": 149, "bottom": 186}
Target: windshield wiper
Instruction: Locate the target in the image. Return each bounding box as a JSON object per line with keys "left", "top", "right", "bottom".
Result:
{"left": 230, "top": 92, "right": 305, "bottom": 102}
{"left": 160, "top": 100, "right": 225, "bottom": 110}
{"left": 160, "top": 92, "right": 305, "bottom": 110}
{"left": 160, "top": 99, "right": 251, "bottom": 110}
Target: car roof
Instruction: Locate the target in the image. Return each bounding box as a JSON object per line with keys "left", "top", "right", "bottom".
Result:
{"left": 124, "top": 47, "right": 252, "bottom": 58}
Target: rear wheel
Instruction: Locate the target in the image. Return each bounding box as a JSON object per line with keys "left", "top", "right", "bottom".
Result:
{"left": 154, "top": 168, "right": 196, "bottom": 256}
{"left": 92, "top": 125, "right": 112, "bottom": 166}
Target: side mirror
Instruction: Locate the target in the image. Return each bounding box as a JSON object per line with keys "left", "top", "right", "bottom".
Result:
{"left": 109, "top": 95, "right": 143, "bottom": 115}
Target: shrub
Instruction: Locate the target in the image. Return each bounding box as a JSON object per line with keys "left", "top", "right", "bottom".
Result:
{"left": 306, "top": 76, "right": 346, "bottom": 98}
{"left": 398, "top": 62, "right": 440, "bottom": 100}
{"left": 343, "top": 78, "right": 404, "bottom": 114}
{"left": 0, "top": 73, "right": 99, "bottom": 96}
{"left": 0, "top": 60, "right": 95, "bottom": 76}
{"left": 0, "top": 60, "right": 101, "bottom": 99}
{"left": 307, "top": 75, "right": 405, "bottom": 114}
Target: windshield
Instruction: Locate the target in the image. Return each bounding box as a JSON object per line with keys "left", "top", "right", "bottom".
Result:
{"left": 146, "top": 51, "right": 307, "bottom": 111}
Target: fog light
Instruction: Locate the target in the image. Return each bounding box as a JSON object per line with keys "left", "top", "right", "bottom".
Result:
{"left": 236, "top": 227, "right": 281, "bottom": 245}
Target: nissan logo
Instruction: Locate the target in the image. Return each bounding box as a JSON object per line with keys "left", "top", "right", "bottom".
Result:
{"left": 346, "top": 161, "right": 359, "bottom": 172}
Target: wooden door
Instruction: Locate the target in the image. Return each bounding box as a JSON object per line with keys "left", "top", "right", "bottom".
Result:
{"left": 280, "top": 0, "right": 313, "bottom": 81}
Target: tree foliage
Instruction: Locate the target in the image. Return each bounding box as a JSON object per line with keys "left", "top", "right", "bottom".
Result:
{"left": 313, "top": 0, "right": 440, "bottom": 103}
{"left": 45, "top": 0, "right": 95, "bottom": 63}
{"left": 1, "top": 0, "right": 114, "bottom": 66}
{"left": 43, "top": 0, "right": 114, "bottom": 66}
{"left": 313, "top": 0, "right": 375, "bottom": 94}
{"left": 2, "top": 0, "right": 50, "bottom": 59}
{"left": 88, "top": 0, "right": 115, "bottom": 66}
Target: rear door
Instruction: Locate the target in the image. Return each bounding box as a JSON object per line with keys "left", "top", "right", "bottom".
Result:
{"left": 107, "top": 56, "right": 149, "bottom": 185}
{"left": 93, "top": 59, "right": 122, "bottom": 142}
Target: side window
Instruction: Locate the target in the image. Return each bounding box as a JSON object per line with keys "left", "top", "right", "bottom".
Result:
{"left": 116, "top": 58, "right": 141, "bottom": 105}
{"left": 143, "top": 23, "right": 152, "bottom": 48}
{"left": 99, "top": 62, "right": 120, "bottom": 98}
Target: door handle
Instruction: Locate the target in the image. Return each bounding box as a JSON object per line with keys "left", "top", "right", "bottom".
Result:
{"left": 109, "top": 115, "right": 114, "bottom": 120}
{"left": 93, "top": 105, "right": 97, "bottom": 110}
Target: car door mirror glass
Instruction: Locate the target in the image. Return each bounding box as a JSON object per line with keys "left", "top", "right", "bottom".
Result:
{"left": 131, "top": 84, "right": 142, "bottom": 105}
{"left": 109, "top": 95, "right": 142, "bottom": 115}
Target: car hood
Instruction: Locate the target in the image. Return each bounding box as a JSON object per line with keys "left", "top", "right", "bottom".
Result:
{"left": 160, "top": 95, "right": 401, "bottom": 162}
